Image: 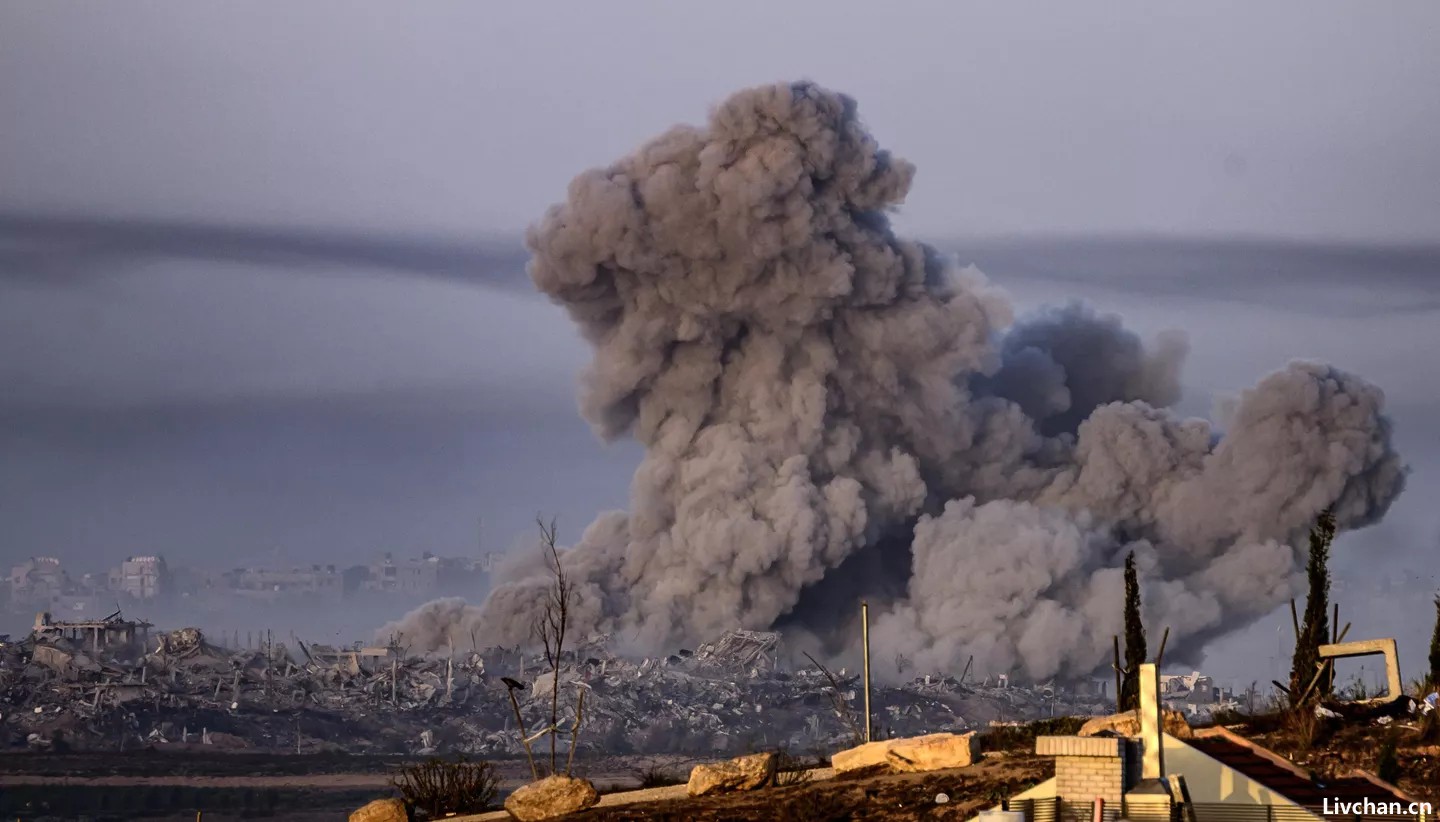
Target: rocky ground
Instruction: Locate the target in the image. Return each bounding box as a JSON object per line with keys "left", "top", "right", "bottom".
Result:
{"left": 491, "top": 753, "right": 1053, "bottom": 822}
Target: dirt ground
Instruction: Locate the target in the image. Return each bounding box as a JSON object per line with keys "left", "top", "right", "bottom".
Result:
{"left": 0, "top": 749, "right": 723, "bottom": 820}
{"left": 559, "top": 753, "right": 1053, "bottom": 822}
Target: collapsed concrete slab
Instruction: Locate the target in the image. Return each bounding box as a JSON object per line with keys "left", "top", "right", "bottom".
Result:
{"left": 831, "top": 731, "right": 982, "bottom": 774}
{"left": 690, "top": 630, "right": 781, "bottom": 675}
{"left": 1318, "top": 638, "right": 1402, "bottom": 702}
{"left": 503, "top": 775, "right": 599, "bottom": 821}
{"left": 348, "top": 797, "right": 408, "bottom": 822}
{"left": 1078, "top": 708, "right": 1192, "bottom": 740}
{"left": 687, "top": 751, "right": 778, "bottom": 796}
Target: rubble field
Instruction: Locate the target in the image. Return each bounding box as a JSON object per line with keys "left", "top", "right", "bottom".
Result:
{"left": 0, "top": 620, "right": 1102, "bottom": 818}
{"left": 2, "top": 623, "right": 1112, "bottom": 759}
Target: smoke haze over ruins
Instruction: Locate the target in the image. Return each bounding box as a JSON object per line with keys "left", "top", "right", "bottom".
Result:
{"left": 4, "top": 2, "right": 1440, "bottom": 687}
{"left": 386, "top": 83, "right": 1406, "bottom": 681}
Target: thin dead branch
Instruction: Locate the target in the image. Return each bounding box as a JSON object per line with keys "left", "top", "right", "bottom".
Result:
{"left": 804, "top": 651, "right": 864, "bottom": 747}
{"left": 531, "top": 515, "right": 575, "bottom": 776}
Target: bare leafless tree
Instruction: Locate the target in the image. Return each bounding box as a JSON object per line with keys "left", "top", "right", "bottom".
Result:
{"left": 532, "top": 515, "right": 575, "bottom": 775}
{"left": 804, "top": 652, "right": 864, "bottom": 748}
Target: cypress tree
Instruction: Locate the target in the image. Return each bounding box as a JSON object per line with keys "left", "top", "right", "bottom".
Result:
{"left": 1120, "top": 551, "right": 1147, "bottom": 712}
{"left": 1289, "top": 508, "right": 1335, "bottom": 704}
{"left": 1428, "top": 594, "right": 1439, "bottom": 689}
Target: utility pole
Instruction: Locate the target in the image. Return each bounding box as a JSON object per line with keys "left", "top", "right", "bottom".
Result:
{"left": 861, "top": 600, "right": 872, "bottom": 743}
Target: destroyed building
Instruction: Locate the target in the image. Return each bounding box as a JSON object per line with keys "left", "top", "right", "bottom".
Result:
{"left": 689, "top": 629, "right": 781, "bottom": 674}
{"left": 31, "top": 610, "right": 153, "bottom": 655}
{"left": 110, "top": 555, "right": 169, "bottom": 601}
{"left": 301, "top": 640, "right": 401, "bottom": 676}
{"left": 1, "top": 621, "right": 1115, "bottom": 758}
{"left": 7, "top": 557, "right": 71, "bottom": 611}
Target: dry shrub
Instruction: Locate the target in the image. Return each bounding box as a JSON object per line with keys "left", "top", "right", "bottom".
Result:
{"left": 980, "top": 716, "right": 1087, "bottom": 752}
{"left": 1229, "top": 708, "right": 1288, "bottom": 735}
{"left": 633, "top": 764, "right": 685, "bottom": 789}
{"left": 391, "top": 756, "right": 499, "bottom": 818}
{"left": 1282, "top": 706, "right": 1325, "bottom": 752}
{"left": 774, "top": 748, "right": 813, "bottom": 787}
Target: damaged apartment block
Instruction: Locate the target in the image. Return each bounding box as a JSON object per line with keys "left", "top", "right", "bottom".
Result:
{"left": 32, "top": 610, "right": 152, "bottom": 655}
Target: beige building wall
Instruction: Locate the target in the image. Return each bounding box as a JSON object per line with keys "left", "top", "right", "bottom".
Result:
{"left": 1162, "top": 733, "right": 1302, "bottom": 806}
{"left": 967, "top": 733, "right": 1311, "bottom": 822}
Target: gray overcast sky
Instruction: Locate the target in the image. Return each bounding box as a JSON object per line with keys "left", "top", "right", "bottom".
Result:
{"left": 3, "top": 1, "right": 1440, "bottom": 241}
{"left": 1, "top": 2, "right": 1437, "bottom": 680}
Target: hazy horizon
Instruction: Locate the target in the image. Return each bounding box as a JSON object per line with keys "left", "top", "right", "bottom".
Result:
{"left": 3, "top": 2, "right": 1438, "bottom": 688}
{"left": 4, "top": 230, "right": 1436, "bottom": 689}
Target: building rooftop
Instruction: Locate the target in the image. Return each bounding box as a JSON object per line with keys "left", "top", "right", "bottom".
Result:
{"left": 1187, "top": 728, "right": 1416, "bottom": 806}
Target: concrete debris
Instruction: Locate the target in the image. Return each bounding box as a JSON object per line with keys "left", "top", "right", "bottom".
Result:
{"left": 503, "top": 775, "right": 599, "bottom": 821}
{"left": 830, "top": 731, "right": 981, "bottom": 774}
{"left": 348, "top": 797, "right": 409, "bottom": 822}
{"left": 1, "top": 618, "right": 1116, "bottom": 756}
{"left": 686, "top": 751, "right": 777, "bottom": 796}
{"left": 1078, "top": 708, "right": 1193, "bottom": 740}
{"left": 1313, "top": 693, "right": 1419, "bottom": 726}
{"left": 690, "top": 630, "right": 780, "bottom": 674}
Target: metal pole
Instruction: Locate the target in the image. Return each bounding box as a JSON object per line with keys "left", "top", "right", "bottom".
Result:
{"left": 861, "top": 600, "right": 872, "bottom": 743}
{"left": 1113, "top": 635, "right": 1123, "bottom": 712}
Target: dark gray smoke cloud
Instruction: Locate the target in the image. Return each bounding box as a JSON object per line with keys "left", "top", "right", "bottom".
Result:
{"left": 447, "top": 82, "right": 1404, "bottom": 680}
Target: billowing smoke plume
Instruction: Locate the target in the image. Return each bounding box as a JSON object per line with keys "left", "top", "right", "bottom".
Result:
{"left": 377, "top": 597, "right": 485, "bottom": 655}
{"left": 426, "top": 82, "right": 1404, "bottom": 679}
